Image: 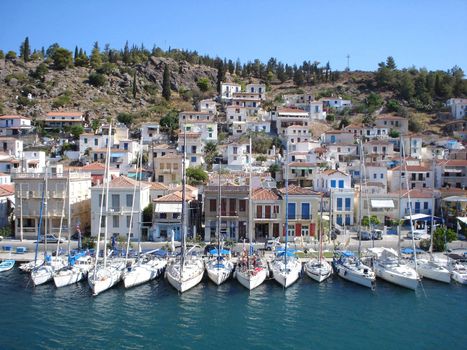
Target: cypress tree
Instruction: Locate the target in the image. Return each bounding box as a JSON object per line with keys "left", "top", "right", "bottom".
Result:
{"left": 216, "top": 60, "right": 225, "bottom": 94}
{"left": 20, "top": 37, "right": 31, "bottom": 62}
{"left": 123, "top": 40, "right": 130, "bottom": 64}
{"left": 74, "top": 46, "right": 79, "bottom": 62}
{"left": 162, "top": 64, "right": 171, "bottom": 100}
{"left": 132, "top": 71, "right": 137, "bottom": 99}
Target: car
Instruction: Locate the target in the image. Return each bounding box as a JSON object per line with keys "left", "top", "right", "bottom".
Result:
{"left": 371, "top": 229, "right": 383, "bottom": 240}
{"left": 264, "top": 239, "right": 282, "bottom": 251}
{"left": 406, "top": 230, "right": 430, "bottom": 240}
{"left": 37, "top": 234, "right": 66, "bottom": 243}
{"left": 358, "top": 231, "right": 372, "bottom": 240}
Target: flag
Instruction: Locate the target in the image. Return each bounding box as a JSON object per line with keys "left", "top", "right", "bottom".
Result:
{"left": 249, "top": 244, "right": 254, "bottom": 256}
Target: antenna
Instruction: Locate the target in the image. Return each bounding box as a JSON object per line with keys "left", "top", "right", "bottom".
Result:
{"left": 346, "top": 54, "right": 350, "bottom": 72}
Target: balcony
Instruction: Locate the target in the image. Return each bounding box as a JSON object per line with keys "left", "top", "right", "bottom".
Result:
{"left": 51, "top": 191, "right": 66, "bottom": 198}
{"left": 221, "top": 211, "right": 239, "bottom": 218}
{"left": 404, "top": 208, "right": 432, "bottom": 215}
{"left": 255, "top": 213, "right": 280, "bottom": 220}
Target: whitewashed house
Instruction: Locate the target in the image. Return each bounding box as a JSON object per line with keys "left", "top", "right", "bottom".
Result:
{"left": 44, "top": 111, "right": 84, "bottom": 130}
{"left": 0, "top": 137, "right": 23, "bottom": 158}
{"left": 198, "top": 99, "right": 217, "bottom": 114}
{"left": 245, "top": 83, "right": 266, "bottom": 100}
{"left": 90, "top": 176, "right": 150, "bottom": 241}
{"left": 0, "top": 115, "right": 32, "bottom": 136}
{"left": 221, "top": 82, "right": 241, "bottom": 100}
{"left": 446, "top": 98, "right": 467, "bottom": 120}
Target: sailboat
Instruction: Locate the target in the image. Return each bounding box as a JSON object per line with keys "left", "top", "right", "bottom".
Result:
{"left": 88, "top": 123, "right": 126, "bottom": 296}
{"left": 447, "top": 254, "right": 467, "bottom": 284}
{"left": 235, "top": 138, "right": 268, "bottom": 290}
{"left": 369, "top": 137, "right": 419, "bottom": 290}
{"left": 304, "top": 196, "right": 332, "bottom": 282}
{"left": 270, "top": 142, "right": 302, "bottom": 288}
{"left": 31, "top": 164, "right": 66, "bottom": 286}
{"left": 205, "top": 160, "right": 234, "bottom": 286}
{"left": 166, "top": 124, "right": 205, "bottom": 293}
{"left": 333, "top": 138, "right": 376, "bottom": 289}
{"left": 124, "top": 137, "right": 167, "bottom": 289}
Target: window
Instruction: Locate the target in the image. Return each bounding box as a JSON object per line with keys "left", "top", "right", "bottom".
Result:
{"left": 239, "top": 200, "right": 246, "bottom": 212}
{"left": 301, "top": 225, "right": 309, "bottom": 236}
{"left": 94, "top": 139, "right": 98, "bottom": 146}
{"left": 380, "top": 174, "right": 384, "bottom": 179}
{"left": 100, "top": 216, "right": 106, "bottom": 228}
{"left": 113, "top": 216, "right": 119, "bottom": 228}
{"left": 330, "top": 180, "right": 336, "bottom": 188}
{"left": 345, "top": 198, "right": 351, "bottom": 211}
{"left": 424, "top": 202, "right": 428, "bottom": 210}
{"left": 98, "top": 194, "right": 106, "bottom": 207}
{"left": 111, "top": 194, "right": 120, "bottom": 209}
{"left": 301, "top": 203, "right": 310, "bottom": 220}
{"left": 373, "top": 174, "right": 377, "bottom": 179}
{"left": 288, "top": 203, "right": 296, "bottom": 220}
{"left": 191, "top": 156, "right": 197, "bottom": 163}
{"left": 84, "top": 138, "right": 88, "bottom": 144}
{"left": 209, "top": 199, "right": 216, "bottom": 212}
{"left": 126, "top": 194, "right": 133, "bottom": 207}
{"left": 338, "top": 180, "right": 344, "bottom": 188}
{"left": 287, "top": 225, "right": 295, "bottom": 237}
{"left": 126, "top": 216, "right": 131, "bottom": 228}
{"left": 256, "top": 205, "right": 262, "bottom": 218}
{"left": 337, "top": 198, "right": 343, "bottom": 211}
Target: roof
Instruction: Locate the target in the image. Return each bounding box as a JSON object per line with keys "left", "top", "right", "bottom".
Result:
{"left": 46, "top": 112, "right": 83, "bottom": 117}
{"left": 288, "top": 162, "right": 316, "bottom": 167}
{"left": 391, "top": 189, "right": 435, "bottom": 199}
{"left": 437, "top": 159, "right": 467, "bottom": 167}
{"left": 95, "top": 176, "right": 150, "bottom": 189}
{"left": 180, "top": 111, "right": 211, "bottom": 115}
{"left": 321, "top": 169, "right": 348, "bottom": 176}
{"left": 376, "top": 114, "right": 405, "bottom": 121}
{"left": 0, "top": 184, "right": 14, "bottom": 197}
{"left": 391, "top": 165, "right": 430, "bottom": 172}
{"left": 252, "top": 188, "right": 280, "bottom": 201}
{"left": 0, "top": 115, "right": 30, "bottom": 120}
{"left": 147, "top": 182, "right": 169, "bottom": 190}
{"left": 278, "top": 184, "right": 321, "bottom": 196}
{"left": 277, "top": 107, "right": 308, "bottom": 114}
{"left": 154, "top": 191, "right": 184, "bottom": 203}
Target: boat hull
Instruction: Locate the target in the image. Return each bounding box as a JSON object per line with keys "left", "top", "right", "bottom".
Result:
{"left": 88, "top": 264, "right": 124, "bottom": 296}
{"left": 272, "top": 262, "right": 302, "bottom": 288}
{"left": 54, "top": 268, "right": 84, "bottom": 288}
{"left": 206, "top": 261, "right": 234, "bottom": 286}
{"left": 304, "top": 260, "right": 332, "bottom": 283}
{"left": 31, "top": 265, "right": 54, "bottom": 286}
{"left": 236, "top": 268, "right": 267, "bottom": 290}
{"left": 414, "top": 260, "right": 450, "bottom": 283}
{"left": 374, "top": 266, "right": 419, "bottom": 290}
{"left": 166, "top": 260, "right": 204, "bottom": 293}
{"left": 0, "top": 260, "right": 15, "bottom": 272}
{"left": 452, "top": 270, "right": 467, "bottom": 284}
{"left": 334, "top": 264, "right": 375, "bottom": 289}
{"left": 123, "top": 261, "right": 166, "bottom": 289}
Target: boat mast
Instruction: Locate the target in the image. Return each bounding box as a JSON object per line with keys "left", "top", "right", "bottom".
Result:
{"left": 66, "top": 170, "right": 71, "bottom": 255}
{"left": 284, "top": 141, "right": 289, "bottom": 267}
{"left": 103, "top": 123, "right": 113, "bottom": 268}
{"left": 180, "top": 124, "right": 187, "bottom": 275}
{"left": 34, "top": 170, "right": 47, "bottom": 265}
{"left": 55, "top": 173, "right": 68, "bottom": 257}
{"left": 217, "top": 159, "right": 221, "bottom": 266}
{"left": 319, "top": 195, "right": 324, "bottom": 263}
{"left": 400, "top": 136, "right": 417, "bottom": 269}
{"left": 92, "top": 122, "right": 111, "bottom": 279}
{"left": 357, "top": 138, "right": 363, "bottom": 258}
{"left": 429, "top": 159, "right": 435, "bottom": 255}
{"left": 44, "top": 162, "right": 49, "bottom": 260}
{"left": 20, "top": 183, "right": 23, "bottom": 242}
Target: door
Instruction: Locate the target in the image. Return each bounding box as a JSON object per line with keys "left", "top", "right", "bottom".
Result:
{"left": 265, "top": 205, "right": 271, "bottom": 219}
{"left": 415, "top": 202, "right": 420, "bottom": 213}
{"left": 336, "top": 214, "right": 343, "bottom": 225}
{"left": 310, "top": 223, "right": 316, "bottom": 237}
{"left": 295, "top": 223, "right": 302, "bottom": 237}
{"left": 273, "top": 223, "right": 279, "bottom": 237}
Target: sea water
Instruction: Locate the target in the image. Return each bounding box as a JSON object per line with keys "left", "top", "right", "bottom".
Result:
{"left": 0, "top": 269, "right": 465, "bottom": 350}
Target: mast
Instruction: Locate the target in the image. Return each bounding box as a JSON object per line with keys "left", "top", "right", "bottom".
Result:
{"left": 401, "top": 136, "right": 417, "bottom": 269}
{"left": 55, "top": 174, "right": 68, "bottom": 258}
{"left": 318, "top": 195, "right": 324, "bottom": 263}
{"left": 357, "top": 138, "right": 363, "bottom": 257}
{"left": 34, "top": 172, "right": 47, "bottom": 265}
{"left": 397, "top": 136, "right": 403, "bottom": 264}
{"left": 180, "top": 123, "right": 187, "bottom": 275}
{"left": 103, "top": 123, "right": 113, "bottom": 268}
{"left": 20, "top": 183, "right": 23, "bottom": 242}
{"left": 44, "top": 163, "right": 49, "bottom": 260}
{"left": 217, "top": 160, "right": 221, "bottom": 265}
{"left": 429, "top": 159, "right": 435, "bottom": 255}
{"left": 284, "top": 141, "right": 289, "bottom": 267}
{"left": 66, "top": 171, "right": 71, "bottom": 255}
{"left": 248, "top": 137, "right": 253, "bottom": 247}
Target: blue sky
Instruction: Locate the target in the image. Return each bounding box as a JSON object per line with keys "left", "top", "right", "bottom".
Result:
{"left": 1, "top": 0, "right": 466, "bottom": 71}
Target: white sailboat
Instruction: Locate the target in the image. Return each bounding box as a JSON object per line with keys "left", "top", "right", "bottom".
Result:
{"left": 447, "top": 254, "right": 467, "bottom": 284}
{"left": 332, "top": 138, "right": 376, "bottom": 289}
{"left": 205, "top": 161, "right": 234, "bottom": 286}
{"left": 271, "top": 142, "right": 301, "bottom": 288}
{"left": 235, "top": 138, "right": 267, "bottom": 290}
{"left": 88, "top": 123, "right": 126, "bottom": 295}
{"left": 304, "top": 197, "right": 332, "bottom": 282}
{"left": 166, "top": 124, "right": 204, "bottom": 293}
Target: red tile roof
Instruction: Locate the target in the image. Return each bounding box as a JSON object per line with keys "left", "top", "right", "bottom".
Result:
{"left": 0, "top": 184, "right": 14, "bottom": 197}
{"left": 437, "top": 159, "right": 467, "bottom": 167}
{"left": 391, "top": 165, "right": 430, "bottom": 172}
{"left": 46, "top": 112, "right": 83, "bottom": 117}
{"left": 0, "top": 115, "right": 30, "bottom": 120}
{"left": 391, "top": 189, "right": 435, "bottom": 198}
{"left": 252, "top": 188, "right": 280, "bottom": 200}
{"left": 321, "top": 169, "right": 348, "bottom": 176}
{"left": 288, "top": 162, "right": 316, "bottom": 167}
{"left": 279, "top": 184, "right": 321, "bottom": 196}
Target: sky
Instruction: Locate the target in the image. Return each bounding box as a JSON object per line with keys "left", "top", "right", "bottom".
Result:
{"left": 1, "top": 0, "right": 466, "bottom": 72}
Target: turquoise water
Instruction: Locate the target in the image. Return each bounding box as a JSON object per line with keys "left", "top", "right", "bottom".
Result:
{"left": 0, "top": 268, "right": 465, "bottom": 350}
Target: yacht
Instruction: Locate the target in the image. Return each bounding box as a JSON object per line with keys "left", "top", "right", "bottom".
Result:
{"left": 333, "top": 251, "right": 376, "bottom": 289}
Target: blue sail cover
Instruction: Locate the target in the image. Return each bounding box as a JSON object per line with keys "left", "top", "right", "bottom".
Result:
{"left": 341, "top": 251, "right": 354, "bottom": 257}
{"left": 401, "top": 248, "right": 424, "bottom": 254}
{"left": 277, "top": 251, "right": 296, "bottom": 257}
{"left": 209, "top": 249, "right": 230, "bottom": 255}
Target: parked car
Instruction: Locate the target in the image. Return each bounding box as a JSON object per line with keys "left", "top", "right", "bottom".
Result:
{"left": 406, "top": 230, "right": 430, "bottom": 240}
{"left": 358, "top": 231, "right": 372, "bottom": 240}
{"left": 264, "top": 239, "right": 282, "bottom": 251}
{"left": 37, "top": 234, "right": 66, "bottom": 243}
{"left": 371, "top": 229, "right": 383, "bottom": 240}
{"left": 0, "top": 235, "right": 3, "bottom": 241}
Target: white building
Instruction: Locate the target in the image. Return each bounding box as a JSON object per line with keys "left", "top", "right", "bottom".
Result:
{"left": 44, "top": 112, "right": 84, "bottom": 130}
{"left": 0, "top": 115, "right": 32, "bottom": 136}
{"left": 198, "top": 99, "right": 217, "bottom": 114}
{"left": 226, "top": 143, "right": 251, "bottom": 171}
{"left": 90, "top": 176, "right": 150, "bottom": 241}
{"left": 141, "top": 122, "right": 166, "bottom": 144}
{"left": 0, "top": 184, "right": 14, "bottom": 229}
{"left": 321, "top": 97, "right": 352, "bottom": 111}
{"left": 446, "top": 98, "right": 467, "bottom": 120}
{"left": 0, "top": 137, "right": 23, "bottom": 158}
{"left": 221, "top": 82, "right": 241, "bottom": 100}
{"left": 245, "top": 83, "right": 266, "bottom": 100}
{"left": 179, "top": 111, "right": 213, "bottom": 125}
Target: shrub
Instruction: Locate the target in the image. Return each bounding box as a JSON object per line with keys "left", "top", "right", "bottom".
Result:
{"left": 88, "top": 72, "right": 106, "bottom": 87}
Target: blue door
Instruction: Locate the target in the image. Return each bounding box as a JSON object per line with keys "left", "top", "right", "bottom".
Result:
{"left": 415, "top": 202, "right": 420, "bottom": 213}
{"left": 336, "top": 214, "right": 343, "bottom": 225}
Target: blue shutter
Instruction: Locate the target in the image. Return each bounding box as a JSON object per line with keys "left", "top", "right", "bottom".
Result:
{"left": 337, "top": 198, "right": 342, "bottom": 211}
{"left": 331, "top": 180, "right": 336, "bottom": 188}
{"left": 345, "top": 198, "right": 351, "bottom": 211}
{"left": 301, "top": 203, "right": 310, "bottom": 220}
{"left": 288, "top": 203, "right": 296, "bottom": 220}
{"left": 338, "top": 180, "right": 344, "bottom": 188}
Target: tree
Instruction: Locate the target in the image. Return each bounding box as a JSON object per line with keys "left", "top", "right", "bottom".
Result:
{"left": 216, "top": 60, "right": 225, "bottom": 94}
{"left": 90, "top": 42, "right": 102, "bottom": 68}
{"left": 268, "top": 164, "right": 280, "bottom": 179}
{"left": 339, "top": 117, "right": 350, "bottom": 129}
{"left": 51, "top": 47, "right": 73, "bottom": 70}
{"left": 122, "top": 40, "right": 130, "bottom": 64}
{"left": 293, "top": 69, "right": 305, "bottom": 86}
{"left": 142, "top": 203, "right": 153, "bottom": 226}
{"left": 0, "top": 50, "right": 4, "bottom": 59}
{"left": 69, "top": 125, "right": 84, "bottom": 139}
{"left": 386, "top": 99, "right": 400, "bottom": 113}
{"left": 186, "top": 166, "right": 208, "bottom": 185}
{"left": 361, "top": 215, "right": 380, "bottom": 227}
{"left": 117, "top": 112, "right": 134, "bottom": 127}
{"left": 162, "top": 64, "right": 171, "bottom": 100}
{"left": 5, "top": 51, "right": 17, "bottom": 60}
{"left": 132, "top": 71, "right": 137, "bottom": 99}
{"left": 30, "top": 62, "right": 48, "bottom": 80}
{"left": 91, "top": 119, "right": 100, "bottom": 132}
{"left": 388, "top": 129, "right": 400, "bottom": 138}
{"left": 386, "top": 56, "right": 396, "bottom": 70}
{"left": 203, "top": 141, "right": 218, "bottom": 171}
{"left": 398, "top": 72, "right": 415, "bottom": 100}
{"left": 88, "top": 72, "right": 107, "bottom": 87}
{"left": 197, "top": 77, "right": 210, "bottom": 92}
{"left": 19, "top": 37, "right": 31, "bottom": 62}
{"left": 431, "top": 227, "right": 457, "bottom": 252}
{"left": 160, "top": 110, "right": 179, "bottom": 142}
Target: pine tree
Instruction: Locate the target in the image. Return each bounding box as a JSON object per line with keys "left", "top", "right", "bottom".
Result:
{"left": 20, "top": 37, "right": 31, "bottom": 62}
{"left": 132, "top": 71, "right": 137, "bottom": 99}
{"left": 90, "top": 43, "right": 102, "bottom": 68}
{"left": 123, "top": 40, "right": 130, "bottom": 64}
{"left": 162, "top": 64, "right": 171, "bottom": 101}
{"left": 386, "top": 56, "right": 396, "bottom": 70}
{"left": 74, "top": 46, "right": 79, "bottom": 62}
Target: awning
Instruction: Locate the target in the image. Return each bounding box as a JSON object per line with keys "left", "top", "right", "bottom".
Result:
{"left": 443, "top": 196, "right": 467, "bottom": 202}
{"left": 154, "top": 203, "right": 182, "bottom": 213}
{"left": 371, "top": 199, "right": 395, "bottom": 209}
{"left": 404, "top": 213, "right": 431, "bottom": 220}
{"left": 444, "top": 168, "right": 462, "bottom": 173}
{"left": 458, "top": 217, "right": 467, "bottom": 225}
{"left": 294, "top": 154, "right": 307, "bottom": 160}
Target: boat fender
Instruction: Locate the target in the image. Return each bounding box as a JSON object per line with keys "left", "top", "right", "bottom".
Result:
{"left": 343, "top": 270, "right": 347, "bottom": 276}
{"left": 233, "top": 270, "right": 236, "bottom": 279}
